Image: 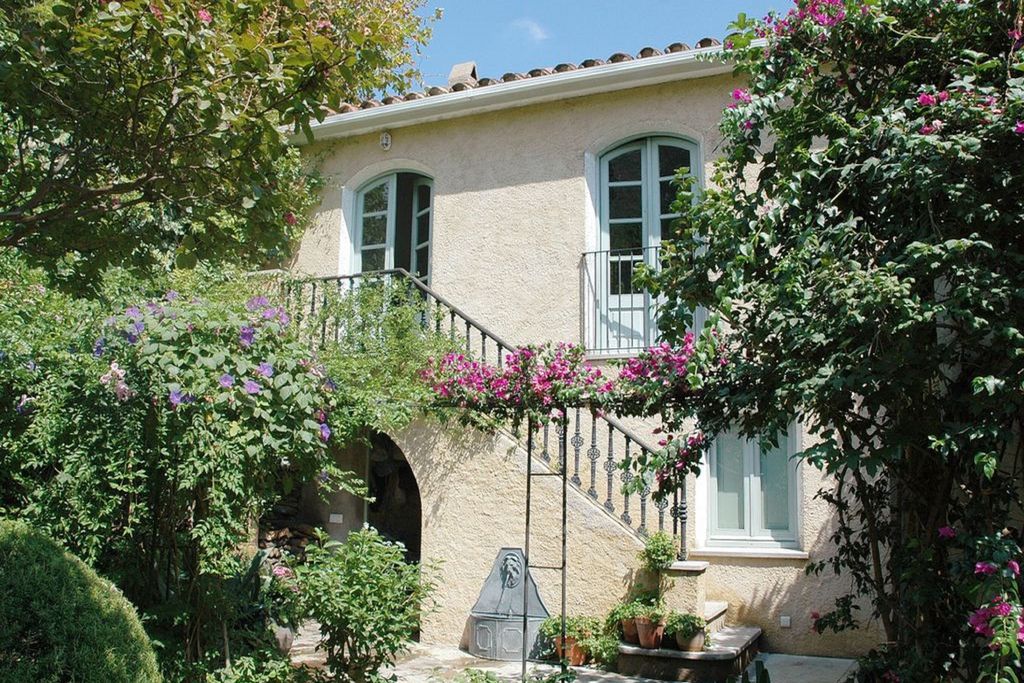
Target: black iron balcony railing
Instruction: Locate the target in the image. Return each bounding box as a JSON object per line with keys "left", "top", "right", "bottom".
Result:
{"left": 581, "top": 245, "right": 663, "bottom": 357}
{"left": 282, "top": 268, "right": 689, "bottom": 559}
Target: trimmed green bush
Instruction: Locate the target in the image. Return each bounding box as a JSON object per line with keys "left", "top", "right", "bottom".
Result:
{"left": 0, "top": 519, "right": 160, "bottom": 683}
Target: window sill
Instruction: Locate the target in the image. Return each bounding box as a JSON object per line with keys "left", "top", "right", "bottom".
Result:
{"left": 688, "top": 547, "right": 809, "bottom": 561}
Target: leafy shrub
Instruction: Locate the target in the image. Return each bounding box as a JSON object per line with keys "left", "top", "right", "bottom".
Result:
{"left": 538, "top": 615, "right": 601, "bottom": 642}
{"left": 638, "top": 532, "right": 677, "bottom": 573}
{"left": 578, "top": 632, "right": 619, "bottom": 669}
{"left": 449, "top": 670, "right": 500, "bottom": 683}
{"left": 664, "top": 612, "right": 705, "bottom": 639}
{"left": 0, "top": 519, "right": 160, "bottom": 683}
{"left": 205, "top": 653, "right": 317, "bottom": 683}
{"left": 297, "top": 528, "right": 436, "bottom": 682}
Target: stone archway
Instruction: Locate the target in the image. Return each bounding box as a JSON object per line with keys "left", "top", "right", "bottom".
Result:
{"left": 365, "top": 432, "right": 422, "bottom": 564}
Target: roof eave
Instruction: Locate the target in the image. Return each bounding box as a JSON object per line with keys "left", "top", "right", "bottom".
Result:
{"left": 294, "top": 45, "right": 738, "bottom": 144}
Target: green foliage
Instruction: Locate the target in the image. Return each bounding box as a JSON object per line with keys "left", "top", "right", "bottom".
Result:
{"left": 448, "top": 670, "right": 499, "bottom": 683}
{"left": 0, "top": 257, "right": 450, "bottom": 674}
{"left": 663, "top": 612, "right": 705, "bottom": 639}
{"left": 603, "top": 600, "right": 646, "bottom": 634}
{"left": 638, "top": 531, "right": 677, "bottom": 573}
{"left": 0, "top": 0, "right": 434, "bottom": 283}
{"left": 297, "top": 528, "right": 437, "bottom": 683}
{"left": 626, "top": 1, "right": 1024, "bottom": 680}
{"left": 577, "top": 632, "right": 619, "bottom": 669}
{"left": 538, "top": 615, "right": 601, "bottom": 642}
{"left": 0, "top": 519, "right": 161, "bottom": 683}
{"left": 205, "top": 653, "right": 317, "bottom": 683}
{"left": 725, "top": 660, "right": 771, "bottom": 683}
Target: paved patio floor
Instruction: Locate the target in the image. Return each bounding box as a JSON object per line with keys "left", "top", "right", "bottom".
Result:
{"left": 379, "top": 643, "right": 857, "bottom": 682}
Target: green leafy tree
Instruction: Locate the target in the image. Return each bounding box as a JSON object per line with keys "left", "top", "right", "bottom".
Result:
{"left": 625, "top": 0, "right": 1024, "bottom": 680}
{"left": 0, "top": 0, "right": 432, "bottom": 282}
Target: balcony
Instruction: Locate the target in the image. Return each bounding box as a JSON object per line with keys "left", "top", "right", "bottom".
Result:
{"left": 581, "top": 245, "right": 662, "bottom": 357}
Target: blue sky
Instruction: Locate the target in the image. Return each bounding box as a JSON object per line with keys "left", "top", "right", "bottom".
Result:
{"left": 413, "top": 1, "right": 791, "bottom": 87}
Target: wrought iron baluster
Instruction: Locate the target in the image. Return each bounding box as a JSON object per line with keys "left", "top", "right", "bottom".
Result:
{"left": 671, "top": 484, "right": 688, "bottom": 560}
{"left": 656, "top": 492, "right": 669, "bottom": 532}
{"left": 334, "top": 280, "right": 342, "bottom": 344}
{"left": 638, "top": 477, "right": 651, "bottom": 538}
{"left": 557, "top": 423, "right": 566, "bottom": 472}
{"left": 481, "top": 332, "right": 487, "bottom": 363}
{"left": 621, "top": 437, "right": 634, "bottom": 526}
{"left": 604, "top": 424, "right": 616, "bottom": 511}
{"left": 465, "top": 320, "right": 471, "bottom": 354}
{"left": 570, "top": 408, "right": 582, "bottom": 486}
{"left": 541, "top": 423, "right": 551, "bottom": 463}
{"left": 586, "top": 416, "right": 600, "bottom": 499}
{"left": 449, "top": 310, "right": 456, "bottom": 342}
{"left": 320, "top": 285, "right": 329, "bottom": 346}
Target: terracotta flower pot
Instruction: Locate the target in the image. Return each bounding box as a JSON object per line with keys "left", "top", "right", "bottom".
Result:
{"left": 621, "top": 617, "right": 639, "bottom": 644}
{"left": 634, "top": 616, "right": 665, "bottom": 649}
{"left": 676, "top": 629, "right": 706, "bottom": 652}
{"left": 553, "top": 636, "right": 588, "bottom": 665}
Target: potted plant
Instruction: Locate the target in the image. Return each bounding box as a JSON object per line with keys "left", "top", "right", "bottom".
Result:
{"left": 605, "top": 600, "right": 644, "bottom": 644}
{"left": 633, "top": 605, "right": 666, "bottom": 649}
{"left": 540, "top": 615, "right": 600, "bottom": 665}
{"left": 665, "top": 611, "right": 707, "bottom": 652}
{"left": 639, "top": 531, "right": 677, "bottom": 574}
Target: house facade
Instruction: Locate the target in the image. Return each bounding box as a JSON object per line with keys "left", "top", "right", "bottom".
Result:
{"left": 290, "top": 40, "right": 881, "bottom": 659}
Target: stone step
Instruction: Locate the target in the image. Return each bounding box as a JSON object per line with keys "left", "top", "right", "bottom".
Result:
{"left": 704, "top": 600, "right": 728, "bottom": 634}
{"left": 617, "top": 625, "right": 762, "bottom": 682}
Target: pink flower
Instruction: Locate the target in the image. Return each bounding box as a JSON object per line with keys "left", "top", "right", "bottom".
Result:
{"left": 149, "top": 3, "right": 164, "bottom": 20}
{"left": 917, "top": 92, "right": 937, "bottom": 107}
{"left": 284, "top": 211, "right": 298, "bottom": 225}
{"left": 731, "top": 88, "right": 753, "bottom": 104}
{"left": 937, "top": 90, "right": 949, "bottom": 103}
{"left": 197, "top": 8, "right": 212, "bottom": 24}
{"left": 937, "top": 526, "right": 956, "bottom": 540}
{"left": 919, "top": 119, "right": 943, "bottom": 135}
{"left": 1014, "top": 121, "right": 1024, "bottom": 135}
{"left": 1008, "top": 560, "right": 1020, "bottom": 577}
{"left": 742, "top": 120, "right": 754, "bottom": 130}
{"left": 975, "top": 561, "right": 998, "bottom": 576}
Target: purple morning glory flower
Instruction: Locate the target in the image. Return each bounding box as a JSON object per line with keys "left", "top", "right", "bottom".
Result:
{"left": 169, "top": 389, "right": 185, "bottom": 406}
{"left": 145, "top": 302, "right": 162, "bottom": 315}
{"left": 125, "top": 306, "right": 143, "bottom": 321}
{"left": 243, "top": 379, "right": 261, "bottom": 395}
{"left": 92, "top": 337, "right": 106, "bottom": 357}
{"left": 126, "top": 334, "right": 139, "bottom": 345}
{"left": 239, "top": 326, "right": 255, "bottom": 348}
{"left": 257, "top": 362, "right": 274, "bottom": 378}
{"left": 25, "top": 360, "right": 36, "bottom": 372}
{"left": 319, "top": 423, "right": 331, "bottom": 443}
{"left": 246, "top": 296, "right": 269, "bottom": 312}
{"left": 323, "top": 378, "right": 337, "bottom": 392}
{"left": 131, "top": 321, "right": 145, "bottom": 335}
{"left": 165, "top": 290, "right": 180, "bottom": 301}
{"left": 262, "top": 307, "right": 279, "bottom": 320}
{"left": 218, "top": 374, "right": 234, "bottom": 388}
{"left": 278, "top": 311, "right": 291, "bottom": 326}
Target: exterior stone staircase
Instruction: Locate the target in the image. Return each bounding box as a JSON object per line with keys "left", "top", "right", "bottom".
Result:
{"left": 286, "top": 269, "right": 761, "bottom": 678}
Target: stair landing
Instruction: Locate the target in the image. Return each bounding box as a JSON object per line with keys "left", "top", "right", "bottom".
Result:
{"left": 617, "top": 625, "right": 761, "bottom": 682}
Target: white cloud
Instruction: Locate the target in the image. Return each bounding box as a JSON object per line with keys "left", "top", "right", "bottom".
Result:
{"left": 511, "top": 18, "right": 550, "bottom": 43}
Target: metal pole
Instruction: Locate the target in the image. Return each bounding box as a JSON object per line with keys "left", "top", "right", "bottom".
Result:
{"left": 521, "top": 418, "right": 534, "bottom": 682}
{"left": 560, "top": 418, "right": 568, "bottom": 679}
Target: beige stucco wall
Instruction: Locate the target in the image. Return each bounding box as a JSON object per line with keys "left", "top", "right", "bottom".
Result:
{"left": 294, "top": 74, "right": 883, "bottom": 657}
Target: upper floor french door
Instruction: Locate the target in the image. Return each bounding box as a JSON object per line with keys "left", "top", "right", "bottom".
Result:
{"left": 595, "top": 136, "right": 697, "bottom": 353}
{"left": 355, "top": 172, "right": 433, "bottom": 283}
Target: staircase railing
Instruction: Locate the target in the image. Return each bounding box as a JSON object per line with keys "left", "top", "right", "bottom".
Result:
{"left": 282, "top": 268, "right": 689, "bottom": 559}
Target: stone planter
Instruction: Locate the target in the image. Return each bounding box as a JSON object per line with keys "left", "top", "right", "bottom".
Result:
{"left": 273, "top": 623, "right": 295, "bottom": 654}
{"left": 621, "top": 617, "right": 639, "bottom": 644}
{"left": 675, "top": 628, "right": 706, "bottom": 652}
{"left": 634, "top": 616, "right": 665, "bottom": 649}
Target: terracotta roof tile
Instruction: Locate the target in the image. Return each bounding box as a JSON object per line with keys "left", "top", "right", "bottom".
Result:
{"left": 328, "top": 38, "right": 725, "bottom": 116}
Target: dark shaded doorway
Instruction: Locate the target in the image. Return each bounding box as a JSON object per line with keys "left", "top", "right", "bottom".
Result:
{"left": 366, "top": 432, "right": 422, "bottom": 564}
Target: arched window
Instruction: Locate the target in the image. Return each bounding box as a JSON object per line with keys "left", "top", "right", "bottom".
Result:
{"left": 355, "top": 172, "right": 433, "bottom": 282}
{"left": 590, "top": 136, "right": 698, "bottom": 353}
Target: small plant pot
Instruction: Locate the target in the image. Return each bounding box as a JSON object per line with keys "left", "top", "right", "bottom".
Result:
{"left": 621, "top": 617, "right": 639, "bottom": 644}
{"left": 676, "top": 629, "right": 706, "bottom": 652}
{"left": 634, "top": 616, "right": 665, "bottom": 649}
{"left": 553, "top": 636, "right": 588, "bottom": 665}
